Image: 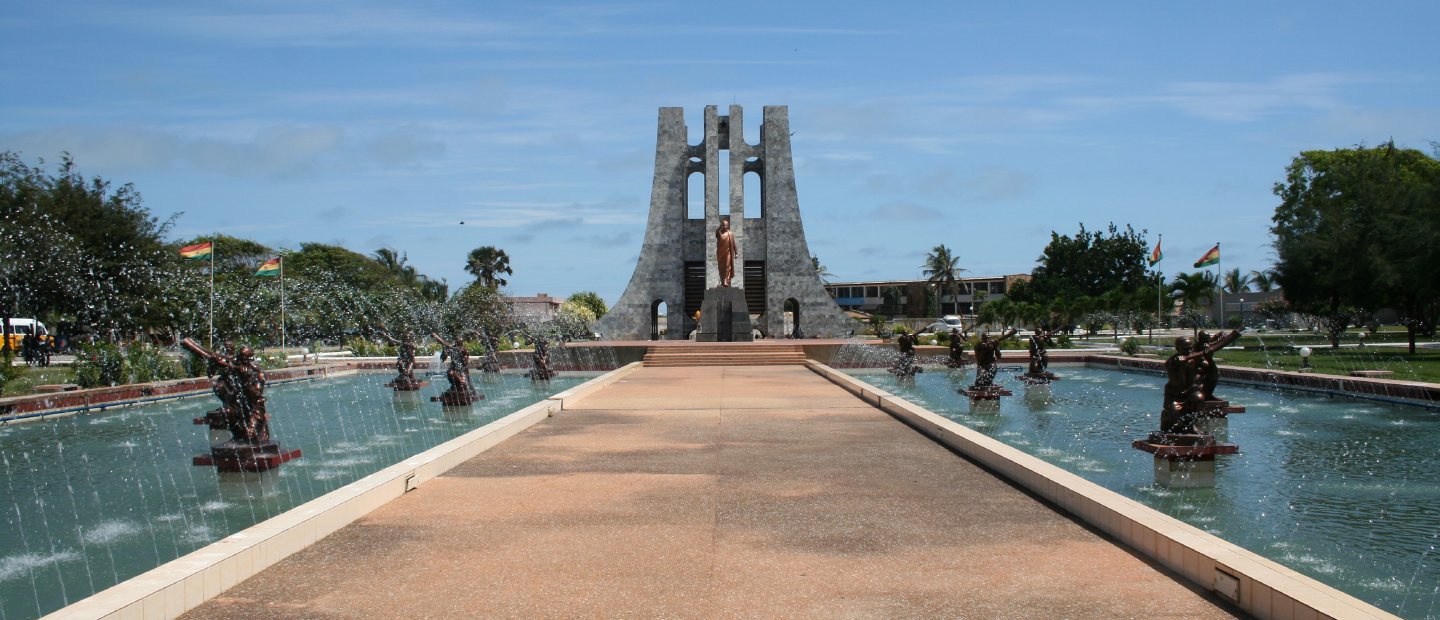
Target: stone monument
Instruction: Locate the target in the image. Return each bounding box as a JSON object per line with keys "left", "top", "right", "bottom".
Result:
{"left": 594, "top": 105, "right": 852, "bottom": 341}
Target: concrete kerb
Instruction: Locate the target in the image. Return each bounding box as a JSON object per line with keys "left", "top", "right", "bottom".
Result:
{"left": 44, "top": 368, "right": 630, "bottom": 620}
{"left": 802, "top": 360, "right": 1398, "bottom": 620}
{"left": 546, "top": 361, "right": 643, "bottom": 410}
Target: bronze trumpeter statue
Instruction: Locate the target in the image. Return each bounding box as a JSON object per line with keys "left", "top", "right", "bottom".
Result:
{"left": 889, "top": 330, "right": 924, "bottom": 378}
{"left": 182, "top": 338, "right": 300, "bottom": 471}
{"left": 431, "top": 331, "right": 481, "bottom": 406}
{"left": 1160, "top": 329, "right": 1241, "bottom": 435}
{"left": 380, "top": 331, "right": 425, "bottom": 391}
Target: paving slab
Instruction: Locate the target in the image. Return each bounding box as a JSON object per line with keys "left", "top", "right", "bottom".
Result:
{"left": 183, "top": 365, "right": 1237, "bottom": 619}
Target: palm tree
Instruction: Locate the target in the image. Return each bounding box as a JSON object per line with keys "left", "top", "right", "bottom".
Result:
{"left": 417, "top": 277, "right": 449, "bottom": 303}
{"left": 921, "top": 244, "right": 965, "bottom": 316}
{"left": 811, "top": 255, "right": 835, "bottom": 284}
{"left": 1170, "top": 271, "right": 1219, "bottom": 333}
{"left": 1249, "top": 268, "right": 1276, "bottom": 292}
{"left": 1221, "top": 268, "right": 1251, "bottom": 295}
{"left": 374, "top": 248, "right": 419, "bottom": 286}
{"left": 465, "top": 246, "right": 513, "bottom": 289}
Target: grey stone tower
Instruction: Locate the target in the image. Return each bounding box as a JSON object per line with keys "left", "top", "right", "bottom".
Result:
{"left": 595, "top": 105, "right": 852, "bottom": 340}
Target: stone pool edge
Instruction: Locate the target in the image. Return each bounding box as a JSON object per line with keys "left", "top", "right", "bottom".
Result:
{"left": 41, "top": 362, "right": 644, "bottom": 620}
{"left": 805, "top": 360, "right": 1398, "bottom": 620}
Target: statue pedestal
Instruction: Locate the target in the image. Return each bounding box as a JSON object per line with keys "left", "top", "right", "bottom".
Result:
{"left": 385, "top": 377, "right": 428, "bottom": 391}
{"left": 432, "top": 388, "right": 483, "bottom": 407}
{"left": 960, "top": 385, "right": 1012, "bottom": 400}
{"left": 696, "top": 287, "right": 753, "bottom": 342}
{"left": 194, "top": 440, "right": 302, "bottom": 473}
{"left": 1019, "top": 371, "right": 1060, "bottom": 384}
{"left": 1131, "top": 432, "right": 1238, "bottom": 488}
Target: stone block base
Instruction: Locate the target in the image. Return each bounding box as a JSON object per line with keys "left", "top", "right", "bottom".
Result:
{"left": 697, "top": 287, "right": 754, "bottom": 342}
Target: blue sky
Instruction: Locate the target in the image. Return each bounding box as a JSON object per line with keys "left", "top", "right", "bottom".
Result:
{"left": 4, "top": 1, "right": 1437, "bottom": 303}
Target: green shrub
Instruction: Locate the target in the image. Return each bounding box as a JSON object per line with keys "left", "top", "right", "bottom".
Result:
{"left": 258, "top": 352, "right": 288, "bottom": 369}
{"left": 1056, "top": 334, "right": 1073, "bottom": 349}
{"left": 347, "top": 336, "right": 381, "bottom": 357}
{"left": 0, "top": 351, "right": 24, "bottom": 395}
{"left": 1119, "top": 337, "right": 1142, "bottom": 356}
{"left": 126, "top": 345, "right": 184, "bottom": 384}
{"left": 184, "top": 353, "right": 208, "bottom": 378}
{"left": 74, "top": 343, "right": 127, "bottom": 388}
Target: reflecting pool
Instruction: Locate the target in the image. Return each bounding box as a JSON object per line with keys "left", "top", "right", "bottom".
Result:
{"left": 850, "top": 366, "right": 1439, "bottom": 619}
{"left": 0, "top": 372, "right": 589, "bottom": 620}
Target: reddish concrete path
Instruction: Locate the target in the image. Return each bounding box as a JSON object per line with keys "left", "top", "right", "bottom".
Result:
{"left": 184, "top": 366, "right": 1236, "bottom": 618}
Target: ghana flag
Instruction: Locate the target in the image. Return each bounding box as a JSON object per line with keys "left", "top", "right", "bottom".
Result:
{"left": 255, "top": 257, "right": 282, "bottom": 277}
{"left": 1148, "top": 239, "right": 1162, "bottom": 266}
{"left": 1193, "top": 244, "right": 1220, "bottom": 268}
{"left": 179, "top": 242, "right": 213, "bottom": 260}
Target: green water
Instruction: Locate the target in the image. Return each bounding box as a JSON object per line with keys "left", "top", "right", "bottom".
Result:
{"left": 0, "top": 372, "right": 587, "bottom": 620}
{"left": 851, "top": 366, "right": 1439, "bottom": 618}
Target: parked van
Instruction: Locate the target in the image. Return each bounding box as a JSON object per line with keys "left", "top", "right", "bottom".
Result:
{"left": 3, "top": 318, "right": 50, "bottom": 350}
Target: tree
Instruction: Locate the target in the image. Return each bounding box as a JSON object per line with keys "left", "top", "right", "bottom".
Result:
{"left": 1028, "top": 223, "right": 1150, "bottom": 307}
{"left": 1, "top": 152, "right": 176, "bottom": 343}
{"left": 288, "top": 243, "right": 394, "bottom": 290}
{"left": 444, "top": 282, "right": 510, "bottom": 338}
{"left": 1169, "top": 271, "right": 1218, "bottom": 334}
{"left": 373, "top": 248, "right": 417, "bottom": 285}
{"left": 879, "top": 286, "right": 902, "bottom": 316}
{"left": 811, "top": 255, "right": 835, "bottom": 284}
{"left": 1248, "top": 269, "right": 1277, "bottom": 292}
{"left": 373, "top": 247, "right": 448, "bottom": 303}
{"left": 921, "top": 244, "right": 964, "bottom": 316}
{"left": 566, "top": 291, "right": 608, "bottom": 319}
{"left": 465, "top": 246, "right": 513, "bottom": 289}
{"left": 1272, "top": 142, "right": 1440, "bottom": 351}
{"left": 1221, "top": 268, "right": 1252, "bottom": 295}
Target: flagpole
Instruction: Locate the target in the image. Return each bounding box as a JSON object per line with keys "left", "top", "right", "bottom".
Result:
{"left": 280, "top": 257, "right": 286, "bottom": 355}
{"left": 1153, "top": 234, "right": 1161, "bottom": 344}
{"left": 208, "top": 239, "right": 215, "bottom": 348}
{"left": 1215, "top": 242, "right": 1223, "bottom": 329}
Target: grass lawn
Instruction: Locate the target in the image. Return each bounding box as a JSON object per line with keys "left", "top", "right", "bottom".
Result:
{"left": 1214, "top": 347, "right": 1440, "bottom": 385}
{"left": 2, "top": 365, "right": 77, "bottom": 397}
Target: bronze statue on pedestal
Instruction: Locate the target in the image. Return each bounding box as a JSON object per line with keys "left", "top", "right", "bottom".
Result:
{"left": 716, "top": 219, "right": 737, "bottom": 288}
{"left": 183, "top": 338, "right": 270, "bottom": 444}
{"left": 1160, "top": 329, "right": 1241, "bottom": 435}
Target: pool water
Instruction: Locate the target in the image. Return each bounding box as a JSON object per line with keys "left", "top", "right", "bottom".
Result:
{"left": 0, "top": 372, "right": 588, "bottom": 620}
{"left": 850, "top": 365, "right": 1440, "bottom": 619}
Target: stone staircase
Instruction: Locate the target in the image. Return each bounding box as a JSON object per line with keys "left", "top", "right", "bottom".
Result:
{"left": 642, "top": 342, "right": 808, "bottom": 367}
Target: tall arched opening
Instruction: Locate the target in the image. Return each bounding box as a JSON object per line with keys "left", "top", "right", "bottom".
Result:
{"left": 651, "top": 300, "right": 668, "bottom": 340}
{"left": 784, "top": 298, "right": 802, "bottom": 338}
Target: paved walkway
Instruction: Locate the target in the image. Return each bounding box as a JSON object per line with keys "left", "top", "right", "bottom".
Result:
{"left": 184, "top": 366, "right": 1236, "bottom": 618}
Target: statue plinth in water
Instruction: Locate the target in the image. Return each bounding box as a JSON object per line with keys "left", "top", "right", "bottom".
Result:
{"left": 381, "top": 332, "right": 428, "bottom": 391}
{"left": 961, "top": 328, "right": 1016, "bottom": 400}
{"left": 182, "top": 338, "right": 301, "bottom": 472}
{"left": 430, "top": 332, "right": 483, "bottom": 406}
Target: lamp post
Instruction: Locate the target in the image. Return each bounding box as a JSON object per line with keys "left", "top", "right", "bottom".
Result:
{"left": 1299, "top": 346, "right": 1312, "bottom": 373}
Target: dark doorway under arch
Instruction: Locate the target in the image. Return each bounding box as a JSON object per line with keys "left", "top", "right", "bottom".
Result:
{"left": 651, "top": 300, "right": 668, "bottom": 340}
{"left": 784, "top": 298, "right": 802, "bottom": 338}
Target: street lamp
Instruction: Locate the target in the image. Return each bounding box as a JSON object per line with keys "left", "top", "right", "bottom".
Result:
{"left": 1299, "top": 346, "right": 1312, "bottom": 372}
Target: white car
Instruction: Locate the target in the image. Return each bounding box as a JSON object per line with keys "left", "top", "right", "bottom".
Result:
{"left": 922, "top": 315, "right": 965, "bottom": 334}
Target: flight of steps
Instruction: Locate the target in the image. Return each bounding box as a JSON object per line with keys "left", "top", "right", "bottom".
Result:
{"left": 642, "top": 343, "right": 808, "bottom": 367}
